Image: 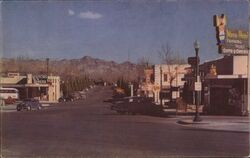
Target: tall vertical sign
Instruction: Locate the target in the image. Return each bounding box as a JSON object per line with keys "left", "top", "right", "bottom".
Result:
{"left": 214, "top": 14, "right": 249, "bottom": 115}
{"left": 214, "top": 14, "right": 227, "bottom": 45}
{"left": 214, "top": 14, "right": 248, "bottom": 55}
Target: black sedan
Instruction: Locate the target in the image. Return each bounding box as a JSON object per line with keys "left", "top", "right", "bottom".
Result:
{"left": 110, "top": 97, "right": 164, "bottom": 116}
{"left": 17, "top": 98, "right": 43, "bottom": 111}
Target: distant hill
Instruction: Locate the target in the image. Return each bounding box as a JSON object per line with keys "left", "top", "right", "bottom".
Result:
{"left": 1, "top": 56, "right": 144, "bottom": 82}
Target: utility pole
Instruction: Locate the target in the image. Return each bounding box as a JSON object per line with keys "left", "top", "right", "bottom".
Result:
{"left": 46, "top": 58, "right": 49, "bottom": 76}
{"left": 160, "top": 65, "right": 163, "bottom": 107}
{"left": 130, "top": 83, "right": 133, "bottom": 97}
{"left": 175, "top": 66, "right": 178, "bottom": 98}
{"left": 247, "top": 16, "right": 250, "bottom": 115}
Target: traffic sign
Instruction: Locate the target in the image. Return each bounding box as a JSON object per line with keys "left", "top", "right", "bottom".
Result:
{"left": 194, "top": 82, "right": 202, "bottom": 91}
{"left": 188, "top": 57, "right": 200, "bottom": 66}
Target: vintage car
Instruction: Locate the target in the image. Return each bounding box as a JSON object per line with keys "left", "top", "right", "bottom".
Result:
{"left": 109, "top": 97, "right": 163, "bottom": 116}
{"left": 17, "top": 98, "right": 43, "bottom": 111}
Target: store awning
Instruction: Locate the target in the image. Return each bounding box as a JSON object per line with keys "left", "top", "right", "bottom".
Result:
{"left": 206, "top": 74, "right": 247, "bottom": 79}
{"left": 0, "top": 84, "right": 49, "bottom": 88}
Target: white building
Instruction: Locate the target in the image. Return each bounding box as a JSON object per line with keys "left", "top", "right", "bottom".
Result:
{"left": 139, "top": 64, "right": 189, "bottom": 106}
{"left": 47, "top": 76, "right": 61, "bottom": 102}
{"left": 153, "top": 64, "right": 189, "bottom": 105}
{"left": 0, "top": 72, "right": 61, "bottom": 102}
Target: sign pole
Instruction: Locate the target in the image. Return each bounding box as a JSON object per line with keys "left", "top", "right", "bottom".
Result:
{"left": 160, "top": 65, "right": 163, "bottom": 107}
{"left": 193, "top": 40, "right": 202, "bottom": 122}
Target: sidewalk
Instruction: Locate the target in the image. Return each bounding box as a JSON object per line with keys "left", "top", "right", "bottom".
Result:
{"left": 0, "top": 104, "right": 17, "bottom": 112}
{"left": 0, "top": 102, "right": 53, "bottom": 112}
{"left": 176, "top": 115, "right": 250, "bottom": 133}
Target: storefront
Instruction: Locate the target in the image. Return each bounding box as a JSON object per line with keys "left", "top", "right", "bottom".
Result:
{"left": 0, "top": 73, "right": 60, "bottom": 102}
{"left": 183, "top": 55, "right": 248, "bottom": 116}
{"left": 203, "top": 75, "right": 247, "bottom": 115}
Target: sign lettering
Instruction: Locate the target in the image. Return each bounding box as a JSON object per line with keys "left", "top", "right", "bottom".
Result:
{"left": 214, "top": 14, "right": 249, "bottom": 55}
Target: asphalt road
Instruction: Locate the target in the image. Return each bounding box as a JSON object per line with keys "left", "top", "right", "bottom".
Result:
{"left": 1, "top": 86, "right": 249, "bottom": 157}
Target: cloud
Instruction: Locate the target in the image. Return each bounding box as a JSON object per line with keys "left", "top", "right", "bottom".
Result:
{"left": 78, "top": 11, "right": 103, "bottom": 20}
{"left": 68, "top": 9, "right": 75, "bottom": 16}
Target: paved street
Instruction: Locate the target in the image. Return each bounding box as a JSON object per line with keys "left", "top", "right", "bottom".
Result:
{"left": 1, "top": 86, "right": 249, "bottom": 157}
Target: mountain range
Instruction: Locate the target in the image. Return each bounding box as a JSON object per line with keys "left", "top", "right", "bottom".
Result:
{"left": 1, "top": 56, "right": 144, "bottom": 82}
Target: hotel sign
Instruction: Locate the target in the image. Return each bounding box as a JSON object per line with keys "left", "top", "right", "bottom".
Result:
{"left": 214, "top": 14, "right": 248, "bottom": 55}
{"left": 33, "top": 75, "right": 48, "bottom": 84}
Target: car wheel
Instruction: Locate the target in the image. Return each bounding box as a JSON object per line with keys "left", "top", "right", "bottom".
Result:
{"left": 16, "top": 106, "right": 22, "bottom": 111}
{"left": 59, "top": 98, "right": 64, "bottom": 102}
{"left": 27, "top": 106, "right": 31, "bottom": 111}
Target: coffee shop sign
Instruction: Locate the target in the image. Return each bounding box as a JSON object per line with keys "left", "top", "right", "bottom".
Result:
{"left": 220, "top": 46, "right": 248, "bottom": 55}
{"left": 226, "top": 29, "right": 248, "bottom": 40}
{"left": 225, "top": 29, "right": 248, "bottom": 50}
{"left": 214, "top": 14, "right": 249, "bottom": 55}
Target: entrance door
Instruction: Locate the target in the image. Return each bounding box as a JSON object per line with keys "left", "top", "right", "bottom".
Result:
{"left": 210, "top": 87, "right": 229, "bottom": 115}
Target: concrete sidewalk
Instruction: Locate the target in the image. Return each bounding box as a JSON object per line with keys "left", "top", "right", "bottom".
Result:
{"left": 0, "top": 104, "right": 17, "bottom": 112}
{"left": 176, "top": 115, "right": 250, "bottom": 133}
{"left": 0, "top": 103, "right": 53, "bottom": 112}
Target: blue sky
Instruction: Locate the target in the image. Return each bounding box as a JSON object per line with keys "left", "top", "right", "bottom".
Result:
{"left": 1, "top": 0, "right": 249, "bottom": 63}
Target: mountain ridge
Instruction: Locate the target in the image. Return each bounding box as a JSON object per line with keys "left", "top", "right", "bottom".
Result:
{"left": 1, "top": 56, "right": 143, "bottom": 82}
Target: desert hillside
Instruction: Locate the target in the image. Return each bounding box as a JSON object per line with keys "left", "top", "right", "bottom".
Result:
{"left": 1, "top": 56, "right": 144, "bottom": 82}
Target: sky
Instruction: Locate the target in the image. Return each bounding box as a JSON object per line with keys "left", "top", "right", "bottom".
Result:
{"left": 1, "top": 0, "right": 249, "bottom": 64}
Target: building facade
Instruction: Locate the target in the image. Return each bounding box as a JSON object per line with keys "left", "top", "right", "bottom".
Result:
{"left": 184, "top": 55, "right": 248, "bottom": 116}
{"left": 139, "top": 64, "right": 189, "bottom": 106}
{"left": 139, "top": 68, "right": 154, "bottom": 98}
{"left": 0, "top": 72, "right": 61, "bottom": 102}
{"left": 154, "top": 64, "right": 189, "bottom": 105}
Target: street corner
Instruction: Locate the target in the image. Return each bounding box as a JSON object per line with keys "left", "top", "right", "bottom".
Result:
{"left": 177, "top": 119, "right": 210, "bottom": 125}
{"left": 176, "top": 118, "right": 250, "bottom": 133}
{"left": 0, "top": 104, "right": 17, "bottom": 112}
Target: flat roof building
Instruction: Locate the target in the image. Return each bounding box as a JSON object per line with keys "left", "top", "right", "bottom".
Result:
{"left": 184, "top": 55, "right": 248, "bottom": 116}
{"left": 0, "top": 72, "right": 60, "bottom": 103}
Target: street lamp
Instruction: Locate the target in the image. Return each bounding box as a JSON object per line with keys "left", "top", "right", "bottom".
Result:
{"left": 193, "top": 40, "right": 202, "bottom": 122}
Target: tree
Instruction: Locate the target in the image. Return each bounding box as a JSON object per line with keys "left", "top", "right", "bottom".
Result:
{"left": 137, "top": 56, "right": 152, "bottom": 69}
{"left": 158, "top": 43, "right": 186, "bottom": 100}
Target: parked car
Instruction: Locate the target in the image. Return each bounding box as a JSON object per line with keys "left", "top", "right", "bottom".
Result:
{"left": 58, "top": 95, "right": 75, "bottom": 102}
{"left": 78, "top": 91, "right": 87, "bottom": 100}
{"left": 58, "top": 97, "right": 66, "bottom": 102}
{"left": 16, "top": 98, "right": 42, "bottom": 111}
{"left": 71, "top": 92, "right": 81, "bottom": 100}
{"left": 110, "top": 97, "right": 163, "bottom": 116}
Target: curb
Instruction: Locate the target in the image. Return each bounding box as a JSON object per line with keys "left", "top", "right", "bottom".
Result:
{"left": 176, "top": 120, "right": 249, "bottom": 133}
{"left": 177, "top": 120, "right": 210, "bottom": 125}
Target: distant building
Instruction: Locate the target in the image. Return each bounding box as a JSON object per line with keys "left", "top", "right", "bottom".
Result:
{"left": 0, "top": 72, "right": 60, "bottom": 102}
{"left": 139, "top": 68, "right": 154, "bottom": 98}
{"left": 154, "top": 64, "right": 189, "bottom": 105}
{"left": 139, "top": 64, "right": 189, "bottom": 106}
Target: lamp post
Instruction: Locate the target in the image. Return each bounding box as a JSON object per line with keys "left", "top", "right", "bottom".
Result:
{"left": 193, "top": 40, "right": 202, "bottom": 122}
